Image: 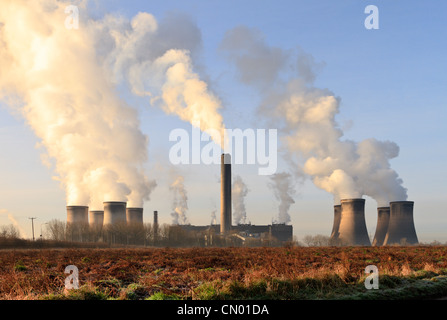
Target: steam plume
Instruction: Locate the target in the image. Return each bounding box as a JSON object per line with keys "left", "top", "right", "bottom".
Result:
{"left": 96, "top": 12, "right": 226, "bottom": 146}
{"left": 221, "top": 26, "right": 407, "bottom": 206}
{"left": 268, "top": 172, "right": 296, "bottom": 224}
{"left": 232, "top": 175, "right": 249, "bottom": 224}
{"left": 170, "top": 175, "right": 188, "bottom": 225}
{"left": 0, "top": 1, "right": 228, "bottom": 212}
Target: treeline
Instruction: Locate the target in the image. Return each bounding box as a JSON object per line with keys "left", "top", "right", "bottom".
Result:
{"left": 47, "top": 219, "right": 185, "bottom": 246}
{"left": 1, "top": 223, "right": 445, "bottom": 248}
{"left": 0, "top": 221, "right": 289, "bottom": 248}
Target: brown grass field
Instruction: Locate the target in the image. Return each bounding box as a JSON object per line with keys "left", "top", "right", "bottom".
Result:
{"left": 1, "top": 246, "right": 447, "bottom": 300}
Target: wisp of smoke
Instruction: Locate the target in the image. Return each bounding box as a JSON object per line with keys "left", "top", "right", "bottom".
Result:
{"left": 221, "top": 26, "right": 408, "bottom": 207}
{"left": 268, "top": 172, "right": 296, "bottom": 224}
{"left": 169, "top": 175, "right": 188, "bottom": 225}
{"left": 232, "top": 175, "right": 249, "bottom": 225}
{"left": 0, "top": 209, "right": 26, "bottom": 238}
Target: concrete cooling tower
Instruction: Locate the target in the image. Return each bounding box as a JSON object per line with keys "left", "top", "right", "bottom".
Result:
{"left": 330, "top": 204, "right": 341, "bottom": 243}
{"left": 383, "top": 201, "right": 418, "bottom": 245}
{"left": 89, "top": 210, "right": 104, "bottom": 227}
{"left": 67, "top": 206, "right": 88, "bottom": 224}
{"left": 103, "top": 201, "right": 127, "bottom": 225}
{"left": 220, "top": 153, "right": 232, "bottom": 234}
{"left": 372, "top": 207, "right": 390, "bottom": 246}
{"left": 126, "top": 207, "right": 143, "bottom": 224}
{"left": 338, "top": 199, "right": 371, "bottom": 246}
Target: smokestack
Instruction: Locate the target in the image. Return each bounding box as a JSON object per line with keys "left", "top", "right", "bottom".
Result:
{"left": 330, "top": 204, "right": 341, "bottom": 243}
{"left": 338, "top": 199, "right": 371, "bottom": 246}
{"left": 372, "top": 207, "right": 390, "bottom": 246}
{"left": 103, "top": 201, "right": 127, "bottom": 225}
{"left": 153, "top": 210, "right": 158, "bottom": 226}
{"left": 383, "top": 201, "right": 418, "bottom": 245}
{"left": 67, "top": 206, "right": 88, "bottom": 225}
{"left": 220, "top": 153, "right": 232, "bottom": 234}
{"left": 89, "top": 210, "right": 104, "bottom": 227}
{"left": 126, "top": 207, "right": 143, "bottom": 224}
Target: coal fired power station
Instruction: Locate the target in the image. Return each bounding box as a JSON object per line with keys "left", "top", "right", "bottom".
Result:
{"left": 329, "top": 198, "right": 419, "bottom": 246}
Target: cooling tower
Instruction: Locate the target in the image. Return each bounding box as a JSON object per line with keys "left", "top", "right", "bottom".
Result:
{"left": 126, "top": 207, "right": 143, "bottom": 224}
{"left": 338, "top": 199, "right": 371, "bottom": 246}
{"left": 330, "top": 204, "right": 341, "bottom": 243}
{"left": 66, "top": 206, "right": 88, "bottom": 224}
{"left": 89, "top": 210, "right": 104, "bottom": 227}
{"left": 372, "top": 207, "right": 390, "bottom": 246}
{"left": 220, "top": 153, "right": 232, "bottom": 234}
{"left": 383, "top": 201, "right": 418, "bottom": 245}
{"left": 103, "top": 201, "right": 127, "bottom": 225}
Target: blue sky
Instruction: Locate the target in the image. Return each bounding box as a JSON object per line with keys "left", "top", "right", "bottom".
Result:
{"left": 0, "top": 0, "right": 446, "bottom": 242}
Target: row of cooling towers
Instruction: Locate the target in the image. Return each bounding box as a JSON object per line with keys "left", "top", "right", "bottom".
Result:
{"left": 66, "top": 202, "right": 153, "bottom": 227}
{"left": 330, "top": 198, "right": 418, "bottom": 246}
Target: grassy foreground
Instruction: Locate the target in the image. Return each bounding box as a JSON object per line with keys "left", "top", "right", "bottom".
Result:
{"left": 0, "top": 246, "right": 446, "bottom": 300}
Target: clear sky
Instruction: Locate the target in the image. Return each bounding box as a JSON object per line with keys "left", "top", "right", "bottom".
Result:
{"left": 0, "top": 0, "right": 446, "bottom": 242}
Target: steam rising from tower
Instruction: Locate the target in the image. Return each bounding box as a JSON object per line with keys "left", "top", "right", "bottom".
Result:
{"left": 268, "top": 172, "right": 296, "bottom": 224}
{"left": 232, "top": 175, "right": 248, "bottom": 225}
{"left": 220, "top": 26, "right": 408, "bottom": 208}
{"left": 170, "top": 176, "right": 188, "bottom": 225}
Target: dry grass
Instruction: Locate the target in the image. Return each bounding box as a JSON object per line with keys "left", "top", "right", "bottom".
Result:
{"left": 0, "top": 246, "right": 446, "bottom": 299}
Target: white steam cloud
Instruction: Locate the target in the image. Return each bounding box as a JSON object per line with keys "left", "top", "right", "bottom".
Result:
{"left": 0, "top": 1, "right": 157, "bottom": 209}
{"left": 221, "top": 26, "right": 407, "bottom": 207}
{"left": 95, "top": 11, "right": 226, "bottom": 146}
{"left": 0, "top": 1, "right": 226, "bottom": 211}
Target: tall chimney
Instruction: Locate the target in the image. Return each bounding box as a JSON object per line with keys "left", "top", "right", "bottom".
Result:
{"left": 89, "top": 210, "right": 104, "bottom": 227}
{"left": 220, "top": 153, "right": 232, "bottom": 234}
{"left": 153, "top": 210, "right": 158, "bottom": 226}
{"left": 126, "top": 207, "right": 143, "bottom": 225}
{"left": 67, "top": 206, "right": 88, "bottom": 225}
{"left": 338, "top": 198, "right": 371, "bottom": 246}
{"left": 103, "top": 201, "right": 127, "bottom": 225}
{"left": 330, "top": 204, "right": 341, "bottom": 244}
{"left": 372, "top": 207, "right": 390, "bottom": 246}
{"left": 383, "top": 201, "right": 418, "bottom": 245}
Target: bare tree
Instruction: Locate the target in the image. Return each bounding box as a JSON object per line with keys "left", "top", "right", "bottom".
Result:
{"left": 0, "top": 224, "right": 21, "bottom": 239}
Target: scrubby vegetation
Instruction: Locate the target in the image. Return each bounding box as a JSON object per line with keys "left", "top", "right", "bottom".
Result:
{"left": 0, "top": 246, "right": 447, "bottom": 300}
